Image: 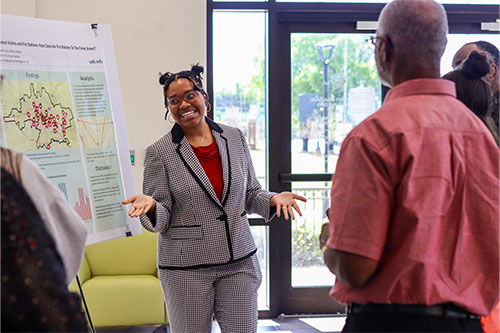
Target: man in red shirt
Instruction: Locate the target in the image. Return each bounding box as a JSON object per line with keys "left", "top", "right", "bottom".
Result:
{"left": 323, "top": 0, "right": 499, "bottom": 332}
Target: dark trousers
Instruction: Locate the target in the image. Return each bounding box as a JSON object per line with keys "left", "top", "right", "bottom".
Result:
{"left": 342, "top": 313, "right": 482, "bottom": 332}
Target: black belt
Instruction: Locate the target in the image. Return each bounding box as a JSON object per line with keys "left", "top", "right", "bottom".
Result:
{"left": 348, "top": 303, "right": 480, "bottom": 320}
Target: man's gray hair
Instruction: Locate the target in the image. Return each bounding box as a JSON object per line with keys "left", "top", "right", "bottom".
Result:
{"left": 378, "top": 0, "right": 448, "bottom": 67}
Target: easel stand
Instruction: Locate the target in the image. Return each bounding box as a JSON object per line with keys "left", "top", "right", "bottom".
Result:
{"left": 76, "top": 276, "right": 96, "bottom": 333}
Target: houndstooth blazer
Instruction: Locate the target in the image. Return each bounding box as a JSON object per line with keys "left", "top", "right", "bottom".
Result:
{"left": 140, "top": 118, "right": 277, "bottom": 269}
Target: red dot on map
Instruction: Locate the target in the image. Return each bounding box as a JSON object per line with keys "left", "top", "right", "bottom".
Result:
{"left": 53, "top": 129, "right": 57, "bottom": 134}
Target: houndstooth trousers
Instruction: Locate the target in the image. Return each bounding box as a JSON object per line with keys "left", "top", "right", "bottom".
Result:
{"left": 159, "top": 254, "right": 262, "bottom": 333}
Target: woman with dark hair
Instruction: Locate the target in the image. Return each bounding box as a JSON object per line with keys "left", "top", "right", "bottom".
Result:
{"left": 122, "top": 64, "right": 306, "bottom": 332}
{"left": 443, "top": 50, "right": 499, "bottom": 144}
{"left": 445, "top": 51, "right": 500, "bottom": 333}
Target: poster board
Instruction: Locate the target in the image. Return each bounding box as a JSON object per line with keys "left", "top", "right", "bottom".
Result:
{"left": 0, "top": 14, "right": 141, "bottom": 244}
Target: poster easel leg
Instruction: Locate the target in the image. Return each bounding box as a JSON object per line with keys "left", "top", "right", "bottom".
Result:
{"left": 76, "top": 275, "right": 96, "bottom": 333}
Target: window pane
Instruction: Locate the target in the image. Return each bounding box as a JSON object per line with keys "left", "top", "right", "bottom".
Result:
{"left": 291, "top": 182, "right": 334, "bottom": 287}
{"left": 290, "top": 33, "right": 379, "bottom": 287}
{"left": 213, "top": 10, "right": 269, "bottom": 310}
{"left": 213, "top": 10, "right": 267, "bottom": 189}
{"left": 251, "top": 225, "right": 269, "bottom": 310}
{"left": 291, "top": 33, "right": 380, "bottom": 174}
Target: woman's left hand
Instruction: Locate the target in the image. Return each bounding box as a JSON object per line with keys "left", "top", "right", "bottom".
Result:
{"left": 270, "top": 192, "right": 307, "bottom": 220}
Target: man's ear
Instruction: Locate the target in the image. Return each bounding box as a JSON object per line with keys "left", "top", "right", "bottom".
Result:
{"left": 379, "top": 36, "right": 393, "bottom": 64}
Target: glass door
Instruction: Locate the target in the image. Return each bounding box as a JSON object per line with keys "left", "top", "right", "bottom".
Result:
{"left": 268, "top": 18, "right": 382, "bottom": 314}
{"left": 289, "top": 32, "right": 381, "bottom": 286}
{"left": 268, "top": 16, "right": 499, "bottom": 317}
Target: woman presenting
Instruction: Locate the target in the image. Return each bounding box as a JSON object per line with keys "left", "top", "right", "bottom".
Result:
{"left": 122, "top": 64, "right": 306, "bottom": 333}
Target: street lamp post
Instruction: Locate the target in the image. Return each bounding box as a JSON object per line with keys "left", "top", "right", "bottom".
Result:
{"left": 315, "top": 41, "right": 336, "bottom": 174}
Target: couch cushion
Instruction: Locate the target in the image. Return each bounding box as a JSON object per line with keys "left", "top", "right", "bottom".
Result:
{"left": 82, "top": 275, "right": 166, "bottom": 326}
{"left": 85, "top": 229, "right": 157, "bottom": 276}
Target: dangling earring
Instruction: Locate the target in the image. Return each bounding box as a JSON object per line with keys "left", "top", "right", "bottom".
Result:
{"left": 167, "top": 112, "right": 175, "bottom": 123}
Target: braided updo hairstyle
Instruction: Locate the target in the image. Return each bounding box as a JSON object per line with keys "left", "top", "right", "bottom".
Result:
{"left": 443, "top": 51, "right": 498, "bottom": 144}
{"left": 159, "top": 64, "right": 207, "bottom": 119}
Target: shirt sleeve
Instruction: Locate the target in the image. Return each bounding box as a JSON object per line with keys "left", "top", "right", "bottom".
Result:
{"left": 327, "top": 134, "right": 394, "bottom": 262}
{"left": 140, "top": 145, "right": 172, "bottom": 234}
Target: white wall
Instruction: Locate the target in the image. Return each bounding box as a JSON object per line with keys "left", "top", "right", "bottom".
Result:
{"left": 0, "top": 0, "right": 207, "bottom": 193}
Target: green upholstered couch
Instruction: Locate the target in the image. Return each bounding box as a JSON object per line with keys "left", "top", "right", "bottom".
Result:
{"left": 69, "top": 229, "right": 168, "bottom": 327}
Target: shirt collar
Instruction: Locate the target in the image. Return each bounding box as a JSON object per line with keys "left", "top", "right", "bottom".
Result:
{"left": 385, "top": 78, "right": 457, "bottom": 103}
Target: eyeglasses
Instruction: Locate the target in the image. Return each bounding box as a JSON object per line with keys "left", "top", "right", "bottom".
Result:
{"left": 366, "top": 36, "right": 383, "bottom": 50}
{"left": 167, "top": 90, "right": 200, "bottom": 108}
{"left": 366, "top": 36, "right": 395, "bottom": 51}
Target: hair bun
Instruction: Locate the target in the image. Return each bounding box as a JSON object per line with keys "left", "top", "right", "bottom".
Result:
{"left": 191, "top": 64, "right": 204, "bottom": 78}
{"left": 461, "top": 51, "right": 490, "bottom": 80}
{"left": 159, "top": 72, "right": 172, "bottom": 85}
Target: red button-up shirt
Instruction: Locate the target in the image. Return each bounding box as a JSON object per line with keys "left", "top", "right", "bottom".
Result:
{"left": 327, "top": 78, "right": 499, "bottom": 316}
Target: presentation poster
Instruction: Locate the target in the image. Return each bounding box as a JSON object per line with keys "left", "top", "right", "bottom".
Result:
{"left": 0, "top": 14, "right": 140, "bottom": 244}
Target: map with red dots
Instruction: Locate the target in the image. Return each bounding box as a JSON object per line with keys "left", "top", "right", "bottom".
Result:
{"left": 2, "top": 82, "right": 78, "bottom": 151}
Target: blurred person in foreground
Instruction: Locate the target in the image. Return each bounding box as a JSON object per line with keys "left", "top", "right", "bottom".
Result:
{"left": 1, "top": 167, "right": 88, "bottom": 332}
{"left": 323, "top": 0, "right": 499, "bottom": 332}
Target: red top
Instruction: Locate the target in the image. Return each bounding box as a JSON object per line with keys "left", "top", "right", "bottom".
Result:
{"left": 191, "top": 141, "right": 224, "bottom": 202}
{"left": 327, "top": 78, "right": 499, "bottom": 316}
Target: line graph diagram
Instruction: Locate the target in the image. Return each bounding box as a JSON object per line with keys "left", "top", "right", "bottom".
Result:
{"left": 77, "top": 117, "right": 115, "bottom": 148}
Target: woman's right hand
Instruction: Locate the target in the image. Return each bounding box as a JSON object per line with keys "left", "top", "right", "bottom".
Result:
{"left": 122, "top": 194, "right": 156, "bottom": 218}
